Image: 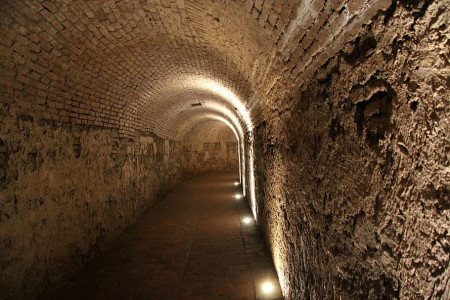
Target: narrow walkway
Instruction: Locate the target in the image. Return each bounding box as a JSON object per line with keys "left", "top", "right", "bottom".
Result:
{"left": 51, "top": 173, "right": 282, "bottom": 299}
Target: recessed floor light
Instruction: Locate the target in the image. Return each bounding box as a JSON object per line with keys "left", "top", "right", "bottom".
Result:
{"left": 242, "top": 217, "right": 252, "bottom": 224}
{"left": 262, "top": 282, "right": 274, "bottom": 293}
{"left": 234, "top": 194, "right": 242, "bottom": 199}
{"left": 234, "top": 181, "right": 239, "bottom": 186}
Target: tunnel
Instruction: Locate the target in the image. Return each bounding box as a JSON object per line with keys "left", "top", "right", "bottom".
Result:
{"left": 0, "top": 0, "right": 449, "bottom": 299}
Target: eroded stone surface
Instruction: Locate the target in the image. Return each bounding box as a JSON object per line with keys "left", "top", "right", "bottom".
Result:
{"left": 0, "top": 103, "right": 183, "bottom": 298}
{"left": 251, "top": 1, "right": 449, "bottom": 299}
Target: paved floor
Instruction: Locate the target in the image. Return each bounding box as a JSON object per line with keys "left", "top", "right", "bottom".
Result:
{"left": 51, "top": 173, "right": 282, "bottom": 299}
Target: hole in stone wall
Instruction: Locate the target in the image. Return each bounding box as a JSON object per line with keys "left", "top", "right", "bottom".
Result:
{"left": 343, "top": 36, "right": 377, "bottom": 65}
{"left": 111, "top": 137, "right": 128, "bottom": 168}
{"left": 203, "top": 142, "right": 221, "bottom": 152}
{"left": 354, "top": 89, "right": 393, "bottom": 148}
{"left": 383, "top": 2, "right": 398, "bottom": 24}
{"left": 191, "top": 102, "right": 202, "bottom": 107}
{"left": 409, "top": 101, "right": 418, "bottom": 111}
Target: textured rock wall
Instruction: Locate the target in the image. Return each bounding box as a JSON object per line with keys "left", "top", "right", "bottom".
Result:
{"left": 0, "top": 103, "right": 183, "bottom": 299}
{"left": 182, "top": 142, "right": 239, "bottom": 176}
{"left": 254, "top": 1, "right": 449, "bottom": 299}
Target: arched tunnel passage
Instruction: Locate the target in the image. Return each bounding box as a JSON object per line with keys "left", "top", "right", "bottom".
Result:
{"left": 0, "top": 0, "right": 448, "bottom": 299}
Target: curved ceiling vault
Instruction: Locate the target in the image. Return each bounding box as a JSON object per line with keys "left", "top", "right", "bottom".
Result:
{"left": 1, "top": 0, "right": 281, "bottom": 140}
{"left": 174, "top": 113, "right": 242, "bottom": 143}
{"left": 3, "top": 0, "right": 384, "bottom": 141}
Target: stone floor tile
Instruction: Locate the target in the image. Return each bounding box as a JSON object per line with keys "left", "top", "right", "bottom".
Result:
{"left": 50, "top": 173, "right": 282, "bottom": 299}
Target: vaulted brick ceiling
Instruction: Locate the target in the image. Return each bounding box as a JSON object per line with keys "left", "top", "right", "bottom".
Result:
{"left": 2, "top": 0, "right": 388, "bottom": 139}
{"left": 183, "top": 119, "right": 236, "bottom": 143}
{"left": 1, "top": 0, "right": 281, "bottom": 139}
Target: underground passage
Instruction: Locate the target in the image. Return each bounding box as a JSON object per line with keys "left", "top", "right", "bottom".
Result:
{"left": 0, "top": 0, "right": 448, "bottom": 299}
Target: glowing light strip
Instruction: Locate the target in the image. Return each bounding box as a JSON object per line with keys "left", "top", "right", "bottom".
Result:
{"left": 204, "top": 102, "right": 244, "bottom": 136}
{"left": 249, "top": 139, "right": 257, "bottom": 219}
{"left": 182, "top": 77, "right": 253, "bottom": 132}
{"left": 173, "top": 109, "right": 243, "bottom": 142}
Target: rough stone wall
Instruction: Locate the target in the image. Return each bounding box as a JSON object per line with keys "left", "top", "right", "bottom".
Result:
{"left": 254, "top": 1, "right": 449, "bottom": 299}
{"left": 0, "top": 103, "right": 183, "bottom": 299}
{"left": 182, "top": 142, "right": 239, "bottom": 176}
{"left": 182, "top": 120, "right": 239, "bottom": 176}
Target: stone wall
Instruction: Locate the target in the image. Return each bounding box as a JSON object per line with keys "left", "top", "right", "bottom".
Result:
{"left": 0, "top": 103, "right": 183, "bottom": 299}
{"left": 181, "top": 120, "right": 239, "bottom": 176}
{"left": 182, "top": 142, "right": 239, "bottom": 176}
{"left": 254, "top": 1, "right": 449, "bottom": 299}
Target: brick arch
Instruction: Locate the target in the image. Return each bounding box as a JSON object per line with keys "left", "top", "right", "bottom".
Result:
{"left": 174, "top": 113, "right": 241, "bottom": 142}
{"left": 141, "top": 88, "right": 250, "bottom": 140}
{"left": 109, "top": 48, "right": 258, "bottom": 136}
{"left": 182, "top": 120, "right": 237, "bottom": 143}
{"left": 168, "top": 109, "right": 242, "bottom": 141}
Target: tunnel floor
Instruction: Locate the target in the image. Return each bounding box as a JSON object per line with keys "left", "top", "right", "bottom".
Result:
{"left": 51, "top": 172, "right": 282, "bottom": 300}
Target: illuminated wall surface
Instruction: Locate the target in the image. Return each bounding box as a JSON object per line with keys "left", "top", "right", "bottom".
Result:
{"left": 0, "top": 0, "right": 449, "bottom": 299}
